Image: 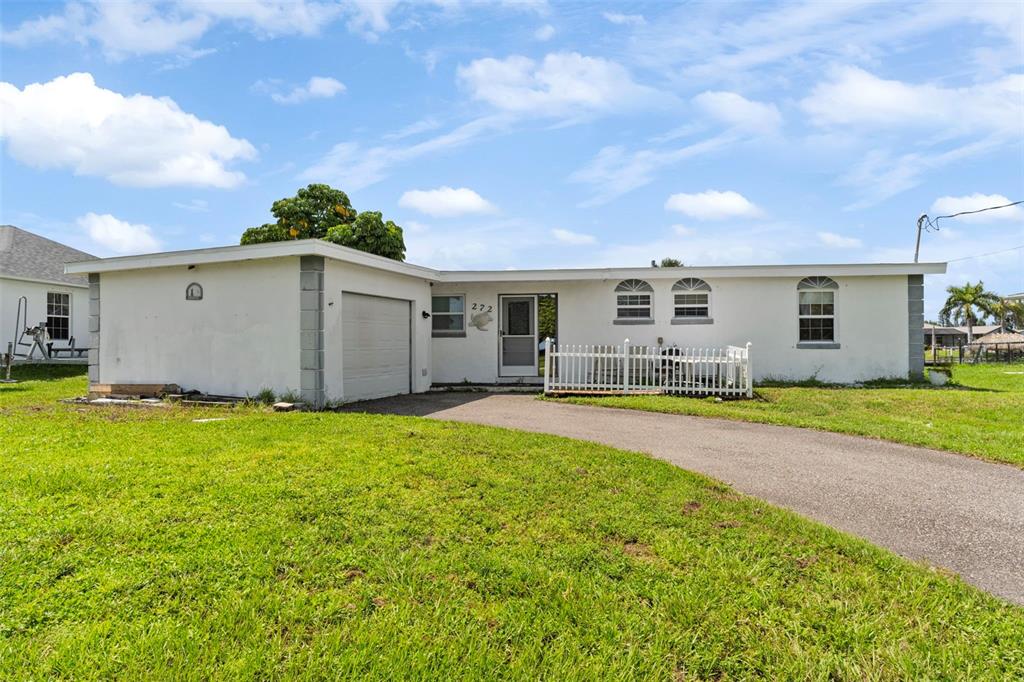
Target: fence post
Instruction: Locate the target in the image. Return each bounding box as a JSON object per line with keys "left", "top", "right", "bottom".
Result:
{"left": 623, "top": 338, "right": 630, "bottom": 394}
{"left": 745, "top": 342, "right": 753, "bottom": 398}
{"left": 543, "top": 337, "right": 552, "bottom": 394}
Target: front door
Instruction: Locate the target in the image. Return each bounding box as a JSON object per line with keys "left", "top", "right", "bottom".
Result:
{"left": 499, "top": 295, "right": 537, "bottom": 377}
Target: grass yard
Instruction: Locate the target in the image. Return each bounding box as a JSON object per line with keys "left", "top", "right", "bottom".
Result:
{"left": 551, "top": 363, "right": 1024, "bottom": 467}
{"left": 2, "top": 366, "right": 1022, "bottom": 678}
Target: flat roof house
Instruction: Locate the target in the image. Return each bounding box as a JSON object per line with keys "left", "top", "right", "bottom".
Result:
{"left": 67, "top": 240, "right": 946, "bottom": 406}
{"left": 1, "top": 225, "right": 94, "bottom": 361}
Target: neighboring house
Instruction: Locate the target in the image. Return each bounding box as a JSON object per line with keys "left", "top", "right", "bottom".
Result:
{"left": 67, "top": 240, "right": 945, "bottom": 404}
{"left": 1, "top": 226, "right": 94, "bottom": 359}
{"left": 922, "top": 323, "right": 1002, "bottom": 346}
{"left": 1007, "top": 292, "right": 1024, "bottom": 302}
{"left": 923, "top": 323, "right": 966, "bottom": 348}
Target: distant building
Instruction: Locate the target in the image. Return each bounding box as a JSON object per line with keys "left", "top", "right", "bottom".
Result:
{"left": 1, "top": 226, "right": 94, "bottom": 360}
{"left": 923, "top": 323, "right": 1002, "bottom": 347}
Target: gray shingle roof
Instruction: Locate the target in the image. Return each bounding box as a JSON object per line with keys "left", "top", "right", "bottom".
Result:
{"left": 0, "top": 225, "right": 96, "bottom": 286}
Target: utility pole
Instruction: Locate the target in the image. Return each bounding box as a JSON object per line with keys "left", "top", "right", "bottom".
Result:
{"left": 914, "top": 214, "right": 927, "bottom": 263}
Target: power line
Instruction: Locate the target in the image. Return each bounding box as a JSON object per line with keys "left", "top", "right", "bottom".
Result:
{"left": 946, "top": 244, "right": 1024, "bottom": 263}
{"left": 914, "top": 199, "right": 1023, "bottom": 262}
{"left": 934, "top": 200, "right": 1023, "bottom": 224}
{"left": 922, "top": 200, "right": 1023, "bottom": 233}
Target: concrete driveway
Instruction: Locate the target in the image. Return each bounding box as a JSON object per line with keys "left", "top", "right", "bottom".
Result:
{"left": 344, "top": 392, "right": 1024, "bottom": 605}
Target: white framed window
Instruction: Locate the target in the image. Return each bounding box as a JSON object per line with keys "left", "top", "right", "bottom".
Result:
{"left": 614, "top": 279, "right": 653, "bottom": 323}
{"left": 672, "top": 278, "right": 711, "bottom": 321}
{"left": 432, "top": 295, "right": 465, "bottom": 337}
{"left": 46, "top": 292, "right": 71, "bottom": 340}
{"left": 797, "top": 276, "right": 838, "bottom": 345}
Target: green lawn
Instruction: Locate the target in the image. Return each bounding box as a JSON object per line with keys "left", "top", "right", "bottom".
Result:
{"left": 2, "top": 367, "right": 1022, "bottom": 678}
{"left": 551, "top": 363, "right": 1024, "bottom": 467}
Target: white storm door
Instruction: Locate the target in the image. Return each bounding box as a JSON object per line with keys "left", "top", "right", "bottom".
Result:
{"left": 499, "top": 295, "right": 537, "bottom": 377}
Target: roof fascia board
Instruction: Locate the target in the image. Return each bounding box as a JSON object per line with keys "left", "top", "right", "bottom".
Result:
{"left": 66, "top": 240, "right": 441, "bottom": 280}
{"left": 437, "top": 262, "right": 947, "bottom": 282}
{"left": 0, "top": 274, "right": 89, "bottom": 289}
{"left": 65, "top": 240, "right": 946, "bottom": 281}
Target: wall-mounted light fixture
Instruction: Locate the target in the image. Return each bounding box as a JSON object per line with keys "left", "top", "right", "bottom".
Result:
{"left": 422, "top": 310, "right": 431, "bottom": 319}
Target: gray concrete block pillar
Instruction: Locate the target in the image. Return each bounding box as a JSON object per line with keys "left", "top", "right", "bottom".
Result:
{"left": 88, "top": 273, "right": 100, "bottom": 384}
{"left": 299, "top": 256, "right": 325, "bottom": 407}
{"left": 908, "top": 274, "right": 924, "bottom": 380}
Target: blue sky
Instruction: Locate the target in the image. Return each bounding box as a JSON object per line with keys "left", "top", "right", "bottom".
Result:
{"left": 1, "top": 1, "right": 1022, "bottom": 318}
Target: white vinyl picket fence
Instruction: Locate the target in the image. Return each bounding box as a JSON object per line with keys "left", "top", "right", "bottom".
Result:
{"left": 543, "top": 339, "right": 752, "bottom": 398}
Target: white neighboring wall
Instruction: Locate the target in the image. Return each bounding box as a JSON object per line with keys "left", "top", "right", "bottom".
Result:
{"left": 432, "top": 275, "right": 911, "bottom": 384}
{"left": 97, "top": 257, "right": 300, "bottom": 396}
{"left": 0, "top": 277, "right": 89, "bottom": 354}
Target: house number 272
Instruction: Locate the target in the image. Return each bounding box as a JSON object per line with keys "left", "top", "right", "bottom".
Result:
{"left": 471, "top": 303, "right": 493, "bottom": 312}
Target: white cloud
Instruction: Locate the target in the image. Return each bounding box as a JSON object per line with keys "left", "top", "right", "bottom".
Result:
{"left": 303, "top": 114, "right": 510, "bottom": 190}
{"left": 457, "top": 51, "right": 662, "bottom": 118}
{"left": 672, "top": 224, "right": 696, "bottom": 237}
{"left": 628, "top": 2, "right": 1023, "bottom": 84}
{"left": 801, "top": 67, "right": 1023, "bottom": 137}
{"left": 930, "top": 194, "right": 1024, "bottom": 223}
{"left": 567, "top": 92, "right": 775, "bottom": 205}
{"left": 840, "top": 137, "right": 1004, "bottom": 210}
{"left": 255, "top": 76, "right": 346, "bottom": 105}
{"left": 1, "top": 2, "right": 211, "bottom": 59}
{"left": 186, "top": 0, "right": 345, "bottom": 36}
{"left": 381, "top": 117, "right": 442, "bottom": 141}
{"left": 344, "top": 0, "right": 399, "bottom": 40}
{"left": 77, "top": 213, "right": 161, "bottom": 255}
{"left": 0, "top": 73, "right": 256, "bottom": 188}
{"left": 817, "top": 231, "right": 863, "bottom": 249}
{"left": 693, "top": 91, "right": 781, "bottom": 135}
{"left": 602, "top": 12, "right": 645, "bottom": 26}
{"left": 551, "top": 228, "right": 596, "bottom": 245}
{"left": 664, "top": 190, "right": 762, "bottom": 220}
{"left": 569, "top": 134, "right": 737, "bottom": 207}
{"left": 398, "top": 186, "right": 496, "bottom": 217}
{"left": 534, "top": 23, "right": 556, "bottom": 41}
{"left": 0, "top": 1, "right": 375, "bottom": 58}
{"left": 173, "top": 199, "right": 210, "bottom": 212}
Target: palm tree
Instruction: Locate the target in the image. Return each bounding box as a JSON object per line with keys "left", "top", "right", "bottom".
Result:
{"left": 991, "top": 298, "right": 1024, "bottom": 332}
{"left": 939, "top": 282, "right": 1000, "bottom": 342}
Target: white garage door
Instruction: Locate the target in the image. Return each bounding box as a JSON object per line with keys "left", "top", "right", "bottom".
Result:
{"left": 342, "top": 293, "right": 411, "bottom": 402}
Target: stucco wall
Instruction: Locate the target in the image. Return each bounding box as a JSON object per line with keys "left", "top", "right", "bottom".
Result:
{"left": 432, "top": 275, "right": 910, "bottom": 383}
{"left": 0, "top": 277, "right": 89, "bottom": 354}
{"left": 322, "top": 259, "right": 433, "bottom": 401}
{"left": 97, "top": 257, "right": 300, "bottom": 396}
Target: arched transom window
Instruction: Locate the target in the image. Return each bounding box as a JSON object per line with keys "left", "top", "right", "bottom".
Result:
{"left": 672, "top": 278, "right": 711, "bottom": 318}
{"left": 615, "top": 279, "right": 653, "bottom": 320}
{"left": 797, "top": 276, "right": 838, "bottom": 343}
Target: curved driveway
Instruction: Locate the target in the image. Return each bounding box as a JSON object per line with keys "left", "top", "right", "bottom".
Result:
{"left": 347, "top": 393, "right": 1024, "bottom": 605}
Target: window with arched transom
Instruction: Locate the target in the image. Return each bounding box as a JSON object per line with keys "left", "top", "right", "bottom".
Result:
{"left": 672, "top": 278, "right": 711, "bottom": 319}
{"left": 614, "top": 279, "right": 653, "bottom": 321}
{"left": 797, "top": 276, "right": 838, "bottom": 343}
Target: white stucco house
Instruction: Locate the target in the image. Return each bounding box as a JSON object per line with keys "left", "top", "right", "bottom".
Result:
{"left": 66, "top": 239, "right": 945, "bottom": 405}
{"left": 1, "top": 226, "right": 94, "bottom": 360}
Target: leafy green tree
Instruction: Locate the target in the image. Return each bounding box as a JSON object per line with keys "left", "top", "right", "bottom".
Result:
{"left": 325, "top": 211, "right": 405, "bottom": 261}
{"left": 538, "top": 295, "right": 557, "bottom": 340}
{"left": 240, "top": 184, "right": 406, "bottom": 261}
{"left": 659, "top": 257, "right": 683, "bottom": 267}
{"left": 939, "top": 282, "right": 1000, "bottom": 342}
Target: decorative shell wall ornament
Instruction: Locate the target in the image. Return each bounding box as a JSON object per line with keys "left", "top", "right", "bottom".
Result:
{"left": 470, "top": 310, "right": 493, "bottom": 331}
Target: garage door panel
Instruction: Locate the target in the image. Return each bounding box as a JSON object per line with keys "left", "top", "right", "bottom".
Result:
{"left": 342, "top": 293, "right": 411, "bottom": 402}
